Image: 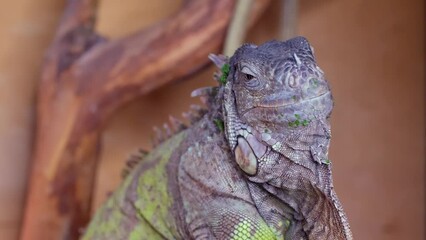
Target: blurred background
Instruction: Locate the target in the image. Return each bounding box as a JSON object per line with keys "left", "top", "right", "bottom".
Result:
{"left": 0, "top": 0, "right": 424, "bottom": 239}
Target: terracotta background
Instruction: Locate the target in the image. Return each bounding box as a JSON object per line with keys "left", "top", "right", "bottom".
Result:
{"left": 0, "top": 0, "right": 424, "bottom": 239}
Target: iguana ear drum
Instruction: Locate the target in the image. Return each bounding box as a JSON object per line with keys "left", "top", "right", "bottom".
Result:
{"left": 234, "top": 137, "right": 258, "bottom": 175}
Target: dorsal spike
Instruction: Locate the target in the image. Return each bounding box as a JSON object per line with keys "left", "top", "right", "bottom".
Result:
{"left": 191, "top": 86, "right": 218, "bottom": 107}
{"left": 185, "top": 107, "right": 206, "bottom": 123}
{"left": 190, "top": 104, "right": 202, "bottom": 112}
{"left": 199, "top": 96, "right": 208, "bottom": 105}
{"left": 152, "top": 126, "right": 164, "bottom": 146}
{"left": 163, "top": 123, "right": 172, "bottom": 137}
{"left": 213, "top": 72, "right": 221, "bottom": 82}
{"left": 182, "top": 111, "right": 200, "bottom": 124}
{"left": 125, "top": 157, "right": 138, "bottom": 169}
{"left": 208, "top": 53, "right": 228, "bottom": 68}
{"left": 191, "top": 87, "right": 215, "bottom": 98}
{"left": 121, "top": 149, "right": 148, "bottom": 179}
{"left": 169, "top": 115, "right": 186, "bottom": 132}
{"left": 182, "top": 111, "right": 192, "bottom": 122}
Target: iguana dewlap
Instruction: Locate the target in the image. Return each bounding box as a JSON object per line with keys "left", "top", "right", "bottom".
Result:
{"left": 82, "top": 37, "right": 353, "bottom": 240}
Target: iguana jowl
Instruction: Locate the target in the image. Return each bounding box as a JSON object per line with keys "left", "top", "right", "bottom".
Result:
{"left": 82, "top": 37, "right": 353, "bottom": 240}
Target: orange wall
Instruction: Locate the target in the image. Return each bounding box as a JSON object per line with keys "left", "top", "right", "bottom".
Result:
{"left": 297, "top": 1, "right": 424, "bottom": 239}
{"left": 0, "top": 0, "right": 423, "bottom": 239}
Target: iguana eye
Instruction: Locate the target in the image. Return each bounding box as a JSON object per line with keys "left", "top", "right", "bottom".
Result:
{"left": 240, "top": 65, "right": 262, "bottom": 90}
{"left": 245, "top": 73, "right": 254, "bottom": 80}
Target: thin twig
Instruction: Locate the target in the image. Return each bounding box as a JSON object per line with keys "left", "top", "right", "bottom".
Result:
{"left": 280, "top": 0, "right": 299, "bottom": 40}
{"left": 224, "top": 0, "right": 254, "bottom": 56}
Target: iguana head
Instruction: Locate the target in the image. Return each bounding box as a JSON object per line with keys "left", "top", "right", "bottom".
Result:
{"left": 223, "top": 37, "right": 333, "bottom": 175}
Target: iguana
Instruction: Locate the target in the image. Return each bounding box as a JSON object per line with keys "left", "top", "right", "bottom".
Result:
{"left": 82, "top": 37, "right": 353, "bottom": 240}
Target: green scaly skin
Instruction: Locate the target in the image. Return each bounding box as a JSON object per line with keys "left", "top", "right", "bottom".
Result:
{"left": 83, "top": 116, "right": 278, "bottom": 239}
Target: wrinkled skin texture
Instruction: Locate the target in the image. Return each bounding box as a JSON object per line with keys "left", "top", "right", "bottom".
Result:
{"left": 223, "top": 37, "right": 352, "bottom": 239}
{"left": 82, "top": 37, "right": 352, "bottom": 240}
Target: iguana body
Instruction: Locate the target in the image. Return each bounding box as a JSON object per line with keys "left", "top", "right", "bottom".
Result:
{"left": 82, "top": 37, "right": 353, "bottom": 240}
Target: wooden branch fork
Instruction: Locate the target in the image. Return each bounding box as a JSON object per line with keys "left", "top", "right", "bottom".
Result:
{"left": 20, "top": 0, "right": 270, "bottom": 239}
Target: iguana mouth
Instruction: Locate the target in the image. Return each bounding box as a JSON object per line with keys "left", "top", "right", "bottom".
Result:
{"left": 256, "top": 91, "right": 331, "bottom": 108}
